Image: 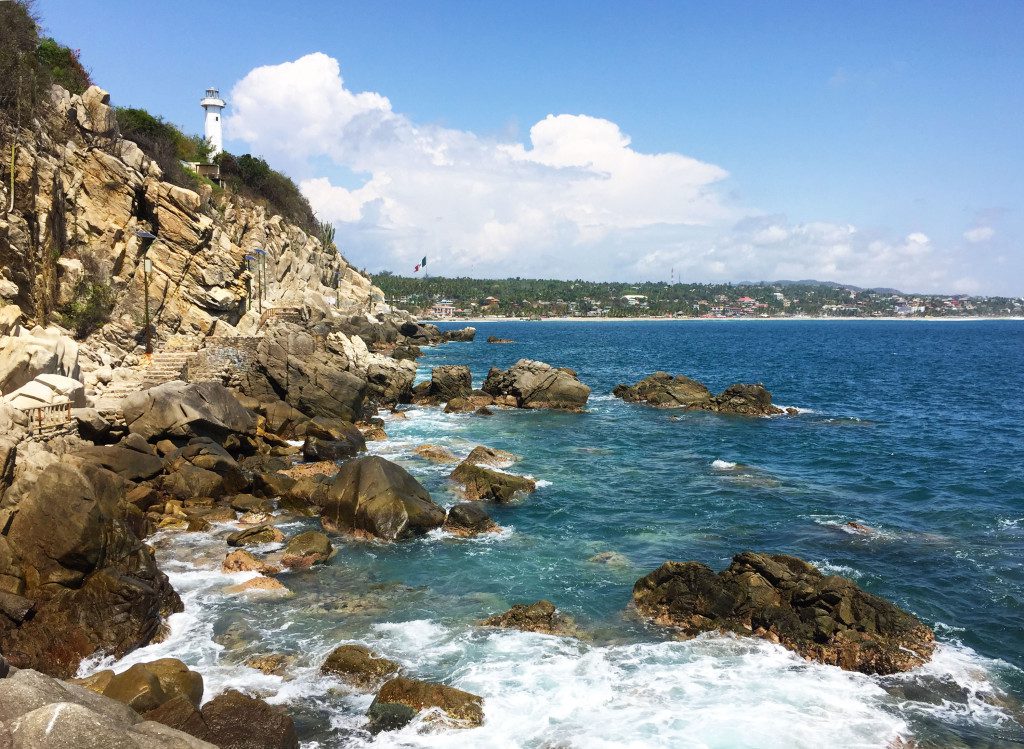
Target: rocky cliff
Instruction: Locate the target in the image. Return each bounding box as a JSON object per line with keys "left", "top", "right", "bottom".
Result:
{"left": 0, "top": 83, "right": 402, "bottom": 371}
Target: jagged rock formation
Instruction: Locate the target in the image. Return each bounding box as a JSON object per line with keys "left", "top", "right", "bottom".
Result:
{"left": 632, "top": 552, "right": 935, "bottom": 675}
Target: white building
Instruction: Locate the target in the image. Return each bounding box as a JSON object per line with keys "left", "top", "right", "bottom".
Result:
{"left": 431, "top": 300, "right": 455, "bottom": 318}
{"left": 200, "top": 87, "right": 226, "bottom": 159}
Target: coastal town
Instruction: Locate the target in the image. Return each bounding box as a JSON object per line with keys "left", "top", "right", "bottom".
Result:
{"left": 374, "top": 274, "right": 1024, "bottom": 319}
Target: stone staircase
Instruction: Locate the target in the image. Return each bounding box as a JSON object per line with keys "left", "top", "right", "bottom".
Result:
{"left": 139, "top": 351, "right": 194, "bottom": 388}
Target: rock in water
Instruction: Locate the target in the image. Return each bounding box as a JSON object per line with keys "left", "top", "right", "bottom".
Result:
{"left": 450, "top": 461, "right": 536, "bottom": 502}
{"left": 280, "top": 530, "right": 335, "bottom": 568}
{"left": 481, "top": 600, "right": 581, "bottom": 637}
{"left": 321, "top": 644, "right": 402, "bottom": 690}
{"left": 443, "top": 503, "right": 500, "bottom": 537}
{"left": 482, "top": 359, "right": 590, "bottom": 411}
{"left": 0, "top": 463, "right": 181, "bottom": 678}
{"left": 430, "top": 365, "right": 473, "bottom": 401}
{"left": 414, "top": 444, "right": 460, "bottom": 463}
{"left": 612, "top": 371, "right": 712, "bottom": 408}
{"left": 367, "top": 676, "right": 484, "bottom": 731}
{"left": 631, "top": 552, "right": 935, "bottom": 674}
{"left": 320, "top": 456, "right": 446, "bottom": 540}
{"left": 147, "top": 688, "right": 299, "bottom": 749}
{"left": 613, "top": 372, "right": 785, "bottom": 416}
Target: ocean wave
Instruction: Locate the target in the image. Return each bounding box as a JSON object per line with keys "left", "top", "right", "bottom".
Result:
{"left": 711, "top": 459, "right": 738, "bottom": 470}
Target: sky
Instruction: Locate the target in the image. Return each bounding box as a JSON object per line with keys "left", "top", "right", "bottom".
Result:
{"left": 36, "top": 0, "right": 1024, "bottom": 295}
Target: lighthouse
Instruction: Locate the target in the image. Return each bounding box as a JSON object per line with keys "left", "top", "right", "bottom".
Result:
{"left": 200, "top": 86, "right": 225, "bottom": 160}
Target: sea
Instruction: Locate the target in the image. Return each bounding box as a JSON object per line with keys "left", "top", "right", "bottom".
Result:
{"left": 85, "top": 319, "right": 1024, "bottom": 748}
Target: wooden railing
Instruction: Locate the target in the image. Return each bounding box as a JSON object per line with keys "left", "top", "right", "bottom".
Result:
{"left": 21, "top": 401, "right": 73, "bottom": 435}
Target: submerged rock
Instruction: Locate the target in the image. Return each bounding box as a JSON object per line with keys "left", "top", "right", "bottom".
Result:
{"left": 463, "top": 445, "right": 519, "bottom": 468}
{"left": 631, "top": 552, "right": 935, "bottom": 674}
{"left": 280, "top": 530, "right": 335, "bottom": 568}
{"left": 613, "top": 372, "right": 785, "bottom": 417}
{"left": 482, "top": 359, "right": 590, "bottom": 411}
{"left": 486, "top": 336, "right": 515, "bottom": 344}
{"left": 222, "top": 550, "right": 280, "bottom": 575}
{"left": 481, "top": 600, "right": 581, "bottom": 637}
{"left": 321, "top": 644, "right": 402, "bottom": 690}
{"left": 226, "top": 525, "right": 285, "bottom": 547}
{"left": 414, "top": 444, "right": 460, "bottom": 463}
{"left": 443, "top": 503, "right": 500, "bottom": 537}
{"left": 320, "top": 456, "right": 446, "bottom": 540}
{"left": 367, "top": 676, "right": 484, "bottom": 732}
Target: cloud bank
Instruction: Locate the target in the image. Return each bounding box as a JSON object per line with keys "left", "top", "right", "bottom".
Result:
{"left": 226, "top": 53, "right": 994, "bottom": 293}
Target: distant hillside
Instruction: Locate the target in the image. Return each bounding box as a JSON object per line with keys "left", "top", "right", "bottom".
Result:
{"left": 373, "top": 273, "right": 1022, "bottom": 319}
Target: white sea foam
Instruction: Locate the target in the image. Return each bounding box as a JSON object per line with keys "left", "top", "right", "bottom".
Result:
{"left": 338, "top": 624, "right": 908, "bottom": 749}
{"left": 533, "top": 479, "right": 553, "bottom": 488}
{"left": 811, "top": 559, "right": 864, "bottom": 580}
{"left": 711, "top": 459, "right": 738, "bottom": 470}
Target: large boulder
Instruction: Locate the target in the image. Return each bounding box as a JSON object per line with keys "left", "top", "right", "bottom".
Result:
{"left": 88, "top": 658, "right": 203, "bottom": 712}
{"left": 442, "top": 327, "right": 476, "bottom": 342}
{"left": 122, "top": 381, "right": 258, "bottom": 442}
{"left": 367, "top": 676, "right": 483, "bottom": 732}
{"left": 0, "top": 668, "right": 216, "bottom": 749}
{"left": 74, "top": 443, "right": 165, "bottom": 482}
{"left": 0, "top": 326, "right": 80, "bottom": 395}
{"left": 320, "top": 456, "right": 446, "bottom": 541}
{"left": 613, "top": 372, "right": 785, "bottom": 417}
{"left": 413, "top": 365, "right": 472, "bottom": 404}
{"left": 631, "top": 552, "right": 935, "bottom": 675}
{"left": 2, "top": 373, "right": 86, "bottom": 409}
{"left": 0, "top": 463, "right": 182, "bottom": 677}
{"left": 320, "top": 644, "right": 401, "bottom": 690}
{"left": 612, "top": 371, "right": 712, "bottom": 408}
{"left": 482, "top": 359, "right": 590, "bottom": 411}
{"left": 146, "top": 689, "right": 299, "bottom": 749}
{"left": 280, "top": 530, "right": 334, "bottom": 568}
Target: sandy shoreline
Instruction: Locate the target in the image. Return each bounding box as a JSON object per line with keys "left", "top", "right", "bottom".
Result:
{"left": 423, "top": 315, "right": 1024, "bottom": 324}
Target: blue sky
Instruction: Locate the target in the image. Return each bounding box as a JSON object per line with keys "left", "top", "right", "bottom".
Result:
{"left": 37, "top": 1, "right": 1023, "bottom": 294}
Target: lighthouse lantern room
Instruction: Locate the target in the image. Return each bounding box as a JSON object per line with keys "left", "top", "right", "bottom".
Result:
{"left": 200, "top": 86, "right": 225, "bottom": 160}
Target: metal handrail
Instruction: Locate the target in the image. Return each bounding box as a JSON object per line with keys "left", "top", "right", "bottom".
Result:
{"left": 20, "top": 401, "right": 73, "bottom": 434}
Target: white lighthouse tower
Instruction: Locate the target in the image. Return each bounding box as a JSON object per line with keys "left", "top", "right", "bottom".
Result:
{"left": 200, "top": 86, "right": 225, "bottom": 160}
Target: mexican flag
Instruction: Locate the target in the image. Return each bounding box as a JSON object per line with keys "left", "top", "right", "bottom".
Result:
{"left": 414, "top": 256, "right": 427, "bottom": 273}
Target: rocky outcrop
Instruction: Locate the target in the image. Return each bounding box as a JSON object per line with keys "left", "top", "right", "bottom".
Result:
{"left": 414, "top": 444, "right": 460, "bottom": 463}
{"left": 280, "top": 530, "right": 334, "bottom": 568}
{"left": 321, "top": 644, "right": 401, "bottom": 690}
{"left": 486, "top": 336, "right": 514, "bottom": 344}
{"left": 481, "top": 600, "right": 581, "bottom": 637}
{"left": 482, "top": 359, "right": 590, "bottom": 411}
{"left": 0, "top": 462, "right": 181, "bottom": 678}
{"left": 320, "top": 456, "right": 446, "bottom": 541}
{"left": 612, "top": 371, "right": 711, "bottom": 408}
{"left": 367, "top": 676, "right": 484, "bottom": 732}
{"left": 79, "top": 658, "right": 204, "bottom": 712}
{"left": 631, "top": 552, "right": 935, "bottom": 674}
{"left": 0, "top": 668, "right": 216, "bottom": 748}
{"left": 613, "top": 372, "right": 788, "bottom": 416}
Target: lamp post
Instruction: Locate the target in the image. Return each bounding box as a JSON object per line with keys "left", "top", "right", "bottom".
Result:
{"left": 135, "top": 230, "right": 156, "bottom": 355}
{"left": 253, "top": 248, "right": 267, "bottom": 312}
{"left": 244, "top": 254, "right": 256, "bottom": 312}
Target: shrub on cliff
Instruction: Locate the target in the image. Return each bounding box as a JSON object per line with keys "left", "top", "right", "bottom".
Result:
{"left": 115, "top": 106, "right": 211, "bottom": 189}
{"left": 58, "top": 279, "right": 115, "bottom": 338}
{"left": 218, "top": 152, "right": 317, "bottom": 233}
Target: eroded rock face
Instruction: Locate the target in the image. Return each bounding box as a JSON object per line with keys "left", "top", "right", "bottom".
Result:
{"left": 0, "top": 463, "right": 181, "bottom": 678}
{"left": 632, "top": 552, "right": 935, "bottom": 675}
{"left": 412, "top": 365, "right": 472, "bottom": 404}
{"left": 367, "top": 676, "right": 483, "bottom": 732}
{"left": 482, "top": 359, "right": 590, "bottom": 411}
{"left": 613, "top": 372, "right": 785, "bottom": 417}
{"left": 146, "top": 688, "right": 299, "bottom": 749}
{"left": 481, "top": 600, "right": 580, "bottom": 637}
{"left": 321, "top": 644, "right": 401, "bottom": 690}
{"left": 320, "top": 456, "right": 446, "bottom": 541}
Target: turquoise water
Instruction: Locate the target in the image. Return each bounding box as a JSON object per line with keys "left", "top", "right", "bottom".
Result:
{"left": 96, "top": 320, "right": 1024, "bottom": 748}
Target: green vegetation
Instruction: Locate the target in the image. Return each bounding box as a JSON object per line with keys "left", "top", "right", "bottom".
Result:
{"left": 218, "top": 153, "right": 317, "bottom": 233}
{"left": 374, "top": 274, "right": 1023, "bottom": 319}
{"left": 58, "top": 280, "right": 115, "bottom": 337}
{"left": 115, "top": 107, "right": 212, "bottom": 189}
{"left": 316, "top": 218, "right": 337, "bottom": 250}
{"left": 1, "top": 2, "right": 92, "bottom": 116}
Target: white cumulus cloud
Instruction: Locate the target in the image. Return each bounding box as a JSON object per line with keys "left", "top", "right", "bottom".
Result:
{"left": 224, "top": 52, "right": 982, "bottom": 292}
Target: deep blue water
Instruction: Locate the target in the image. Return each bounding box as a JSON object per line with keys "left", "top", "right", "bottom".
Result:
{"left": 107, "top": 319, "right": 1024, "bottom": 748}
